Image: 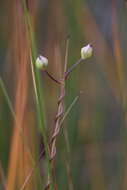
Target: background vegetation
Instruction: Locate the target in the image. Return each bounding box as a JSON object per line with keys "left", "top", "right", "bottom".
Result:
{"left": 0, "top": 0, "right": 127, "bottom": 189}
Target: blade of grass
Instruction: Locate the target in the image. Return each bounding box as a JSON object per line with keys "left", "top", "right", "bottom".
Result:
{"left": 19, "top": 95, "right": 79, "bottom": 190}
{"left": 21, "top": 0, "right": 53, "bottom": 189}
{"left": 0, "top": 77, "right": 35, "bottom": 162}
{"left": 59, "top": 95, "right": 79, "bottom": 128}
{"left": 0, "top": 160, "right": 8, "bottom": 190}
{"left": 0, "top": 78, "right": 15, "bottom": 118}
{"left": 61, "top": 96, "right": 79, "bottom": 190}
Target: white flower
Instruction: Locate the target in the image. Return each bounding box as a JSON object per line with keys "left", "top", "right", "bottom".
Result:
{"left": 81, "top": 44, "right": 93, "bottom": 59}
{"left": 35, "top": 55, "right": 48, "bottom": 70}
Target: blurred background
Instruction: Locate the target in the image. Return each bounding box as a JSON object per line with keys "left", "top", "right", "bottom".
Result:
{"left": 0, "top": 0, "right": 127, "bottom": 189}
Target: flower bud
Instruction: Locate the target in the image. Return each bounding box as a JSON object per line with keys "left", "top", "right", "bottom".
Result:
{"left": 81, "top": 44, "right": 93, "bottom": 59}
{"left": 35, "top": 55, "right": 48, "bottom": 70}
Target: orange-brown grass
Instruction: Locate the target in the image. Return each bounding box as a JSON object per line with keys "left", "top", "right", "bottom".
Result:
{"left": 7, "top": 1, "right": 38, "bottom": 190}
{"left": 111, "top": 1, "right": 127, "bottom": 189}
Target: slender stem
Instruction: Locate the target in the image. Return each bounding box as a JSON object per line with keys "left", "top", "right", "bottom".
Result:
{"left": 65, "top": 58, "right": 83, "bottom": 79}
{"left": 59, "top": 96, "right": 79, "bottom": 128}
{"left": 21, "top": 0, "right": 53, "bottom": 189}
{"left": 0, "top": 78, "right": 15, "bottom": 118}
{"left": 63, "top": 132, "right": 74, "bottom": 190}
{"left": 45, "top": 37, "right": 71, "bottom": 189}
{"left": 64, "top": 37, "right": 70, "bottom": 73}
{"left": 0, "top": 161, "right": 8, "bottom": 190}
{"left": 0, "top": 77, "right": 35, "bottom": 163}
{"left": 20, "top": 147, "right": 46, "bottom": 190}
{"left": 19, "top": 95, "right": 79, "bottom": 189}
{"left": 44, "top": 70, "right": 61, "bottom": 84}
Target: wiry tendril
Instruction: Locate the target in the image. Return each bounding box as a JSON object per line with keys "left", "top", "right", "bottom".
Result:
{"left": 44, "top": 78, "right": 65, "bottom": 189}
{"left": 50, "top": 80, "right": 65, "bottom": 160}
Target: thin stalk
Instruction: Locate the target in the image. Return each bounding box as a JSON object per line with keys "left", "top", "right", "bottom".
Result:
{"left": 0, "top": 161, "right": 8, "bottom": 190}
{"left": 61, "top": 96, "right": 79, "bottom": 190}
{"left": 21, "top": 0, "right": 53, "bottom": 189}
{"left": 64, "top": 36, "right": 70, "bottom": 73}
{"left": 59, "top": 96, "right": 79, "bottom": 128}
{"left": 62, "top": 38, "right": 74, "bottom": 190}
{"left": 49, "top": 37, "right": 71, "bottom": 161}
{"left": 65, "top": 58, "right": 83, "bottom": 79}
{"left": 63, "top": 135, "right": 74, "bottom": 190}
{"left": 45, "top": 37, "right": 71, "bottom": 189}
{"left": 0, "top": 77, "right": 35, "bottom": 163}
{"left": 19, "top": 96, "right": 79, "bottom": 189}
{"left": 44, "top": 70, "right": 61, "bottom": 85}
{"left": 0, "top": 78, "right": 15, "bottom": 118}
